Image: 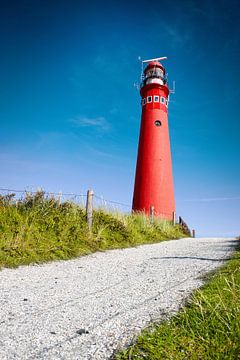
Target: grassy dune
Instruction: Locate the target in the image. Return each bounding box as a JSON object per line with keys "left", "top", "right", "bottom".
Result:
{"left": 0, "top": 191, "right": 187, "bottom": 268}
{"left": 115, "top": 242, "right": 240, "bottom": 360}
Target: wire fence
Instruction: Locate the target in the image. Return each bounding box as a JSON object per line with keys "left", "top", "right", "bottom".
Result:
{"left": 0, "top": 187, "right": 131, "bottom": 213}
{"left": 0, "top": 187, "right": 191, "bottom": 234}
{"left": 0, "top": 188, "right": 174, "bottom": 216}
{"left": 0, "top": 188, "right": 87, "bottom": 205}
{"left": 93, "top": 194, "right": 131, "bottom": 213}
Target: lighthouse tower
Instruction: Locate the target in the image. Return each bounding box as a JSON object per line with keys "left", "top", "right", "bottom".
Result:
{"left": 132, "top": 57, "right": 175, "bottom": 220}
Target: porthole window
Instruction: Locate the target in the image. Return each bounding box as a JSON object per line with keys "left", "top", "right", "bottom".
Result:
{"left": 154, "top": 95, "right": 159, "bottom": 102}
{"left": 155, "top": 120, "right": 162, "bottom": 127}
{"left": 147, "top": 96, "right": 152, "bottom": 103}
{"left": 143, "top": 98, "right": 146, "bottom": 105}
{"left": 160, "top": 96, "right": 165, "bottom": 104}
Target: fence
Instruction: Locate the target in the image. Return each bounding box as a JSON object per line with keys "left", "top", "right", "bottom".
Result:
{"left": 0, "top": 188, "right": 193, "bottom": 235}
{"left": 179, "top": 216, "right": 192, "bottom": 237}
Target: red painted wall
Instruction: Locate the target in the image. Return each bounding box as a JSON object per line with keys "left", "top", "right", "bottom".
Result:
{"left": 132, "top": 78, "right": 175, "bottom": 220}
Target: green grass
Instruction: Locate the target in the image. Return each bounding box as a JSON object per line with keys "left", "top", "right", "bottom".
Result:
{"left": 0, "top": 191, "right": 187, "bottom": 268}
{"left": 114, "top": 242, "right": 240, "bottom": 360}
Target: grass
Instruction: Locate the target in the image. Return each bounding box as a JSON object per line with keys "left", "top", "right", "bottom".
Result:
{"left": 0, "top": 191, "right": 187, "bottom": 268}
{"left": 114, "top": 242, "right": 240, "bottom": 360}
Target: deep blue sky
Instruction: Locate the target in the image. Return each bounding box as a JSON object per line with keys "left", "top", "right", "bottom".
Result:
{"left": 1, "top": 0, "right": 240, "bottom": 236}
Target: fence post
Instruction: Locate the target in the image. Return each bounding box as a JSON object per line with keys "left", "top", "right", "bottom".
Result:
{"left": 58, "top": 191, "right": 62, "bottom": 205}
{"left": 192, "top": 229, "right": 196, "bottom": 238}
{"left": 86, "top": 189, "right": 94, "bottom": 229}
{"left": 150, "top": 206, "right": 154, "bottom": 223}
{"left": 172, "top": 211, "right": 176, "bottom": 226}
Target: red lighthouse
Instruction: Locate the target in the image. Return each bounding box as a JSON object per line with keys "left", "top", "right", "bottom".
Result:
{"left": 132, "top": 56, "right": 175, "bottom": 220}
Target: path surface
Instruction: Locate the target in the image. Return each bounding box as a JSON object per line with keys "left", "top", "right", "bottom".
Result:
{"left": 0, "top": 237, "right": 236, "bottom": 360}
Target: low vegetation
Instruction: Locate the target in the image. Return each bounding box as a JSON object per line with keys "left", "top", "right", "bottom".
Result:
{"left": 115, "top": 242, "right": 240, "bottom": 360}
{"left": 0, "top": 191, "right": 187, "bottom": 268}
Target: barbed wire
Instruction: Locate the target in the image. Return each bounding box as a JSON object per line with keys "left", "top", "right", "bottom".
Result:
{"left": 0, "top": 188, "right": 131, "bottom": 211}
{"left": 0, "top": 188, "right": 86, "bottom": 197}
{"left": 0, "top": 188, "right": 176, "bottom": 217}
{"left": 94, "top": 194, "right": 131, "bottom": 208}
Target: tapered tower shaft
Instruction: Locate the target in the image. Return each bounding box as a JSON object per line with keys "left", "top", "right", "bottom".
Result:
{"left": 132, "top": 60, "right": 175, "bottom": 219}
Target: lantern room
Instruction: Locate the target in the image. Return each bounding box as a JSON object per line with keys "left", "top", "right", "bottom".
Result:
{"left": 141, "top": 61, "right": 167, "bottom": 87}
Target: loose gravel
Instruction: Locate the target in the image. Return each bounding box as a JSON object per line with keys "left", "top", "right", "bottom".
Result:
{"left": 0, "top": 237, "right": 236, "bottom": 360}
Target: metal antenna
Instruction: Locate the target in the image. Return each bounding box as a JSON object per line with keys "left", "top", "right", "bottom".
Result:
{"left": 133, "top": 56, "right": 143, "bottom": 91}
{"left": 170, "top": 80, "right": 176, "bottom": 94}
{"left": 142, "top": 56, "right": 167, "bottom": 63}
{"left": 138, "top": 56, "right": 144, "bottom": 82}
{"left": 133, "top": 82, "right": 139, "bottom": 90}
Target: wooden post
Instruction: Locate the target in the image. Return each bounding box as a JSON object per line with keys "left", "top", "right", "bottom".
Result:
{"left": 192, "top": 229, "right": 196, "bottom": 238}
{"left": 150, "top": 206, "right": 154, "bottom": 223}
{"left": 86, "top": 189, "right": 94, "bottom": 229}
{"left": 58, "top": 191, "right": 62, "bottom": 205}
{"left": 172, "top": 211, "right": 176, "bottom": 226}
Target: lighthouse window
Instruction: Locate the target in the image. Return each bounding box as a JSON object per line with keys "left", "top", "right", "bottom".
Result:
{"left": 166, "top": 99, "right": 168, "bottom": 107}
{"left": 143, "top": 98, "right": 146, "bottom": 105}
{"left": 155, "top": 120, "right": 162, "bottom": 127}
{"left": 147, "top": 96, "right": 152, "bottom": 103}
{"left": 154, "top": 96, "right": 159, "bottom": 102}
{"left": 160, "top": 96, "right": 165, "bottom": 104}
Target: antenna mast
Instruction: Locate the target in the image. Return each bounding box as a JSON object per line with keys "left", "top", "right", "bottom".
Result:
{"left": 142, "top": 56, "right": 167, "bottom": 63}
{"left": 170, "top": 80, "right": 176, "bottom": 94}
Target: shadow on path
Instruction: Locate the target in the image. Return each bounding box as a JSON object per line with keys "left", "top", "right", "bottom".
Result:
{"left": 150, "top": 256, "right": 233, "bottom": 262}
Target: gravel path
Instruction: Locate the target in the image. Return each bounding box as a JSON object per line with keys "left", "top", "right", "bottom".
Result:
{"left": 0, "top": 237, "right": 236, "bottom": 360}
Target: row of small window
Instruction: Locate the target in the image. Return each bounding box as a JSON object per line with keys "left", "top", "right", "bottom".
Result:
{"left": 142, "top": 96, "right": 168, "bottom": 106}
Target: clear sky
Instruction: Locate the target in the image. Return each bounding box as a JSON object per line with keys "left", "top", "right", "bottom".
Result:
{"left": 1, "top": 0, "right": 239, "bottom": 237}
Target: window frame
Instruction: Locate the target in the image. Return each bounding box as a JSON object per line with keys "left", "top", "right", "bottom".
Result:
{"left": 154, "top": 95, "right": 159, "bottom": 103}
{"left": 147, "top": 96, "right": 152, "bottom": 103}
{"left": 160, "top": 96, "right": 165, "bottom": 104}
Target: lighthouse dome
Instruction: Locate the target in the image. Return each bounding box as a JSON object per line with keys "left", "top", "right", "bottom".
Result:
{"left": 144, "top": 61, "right": 165, "bottom": 74}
